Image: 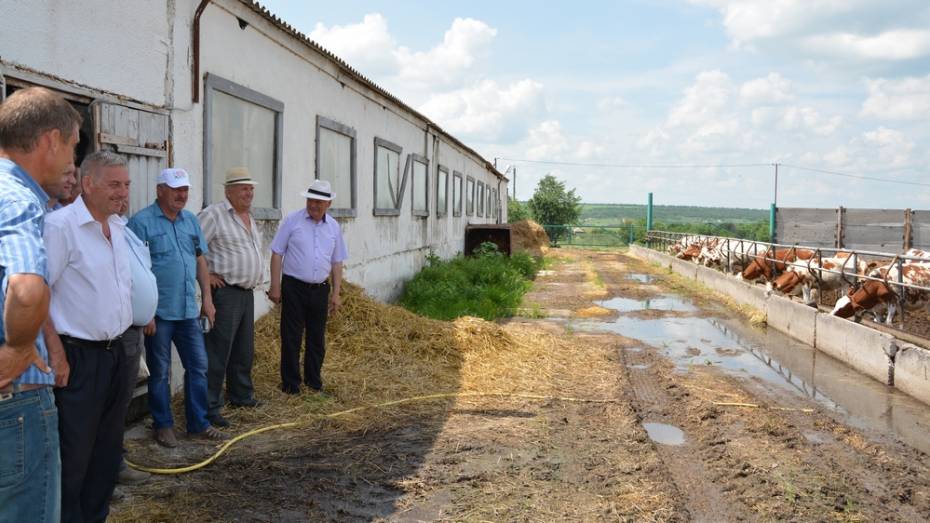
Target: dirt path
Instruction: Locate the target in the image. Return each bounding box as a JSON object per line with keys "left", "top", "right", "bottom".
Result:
{"left": 112, "top": 248, "right": 930, "bottom": 522}
{"left": 524, "top": 248, "right": 930, "bottom": 522}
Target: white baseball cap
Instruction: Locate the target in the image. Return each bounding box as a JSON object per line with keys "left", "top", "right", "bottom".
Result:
{"left": 157, "top": 168, "right": 191, "bottom": 188}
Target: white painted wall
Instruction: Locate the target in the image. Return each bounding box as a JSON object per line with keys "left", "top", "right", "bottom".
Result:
{"left": 0, "top": 0, "right": 172, "bottom": 106}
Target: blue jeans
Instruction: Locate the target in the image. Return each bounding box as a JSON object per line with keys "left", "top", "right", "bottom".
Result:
{"left": 0, "top": 387, "right": 60, "bottom": 523}
{"left": 145, "top": 317, "right": 210, "bottom": 434}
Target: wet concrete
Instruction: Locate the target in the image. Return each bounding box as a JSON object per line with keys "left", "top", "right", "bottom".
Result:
{"left": 626, "top": 273, "right": 655, "bottom": 283}
{"left": 643, "top": 422, "right": 686, "bottom": 446}
{"left": 578, "top": 293, "right": 930, "bottom": 455}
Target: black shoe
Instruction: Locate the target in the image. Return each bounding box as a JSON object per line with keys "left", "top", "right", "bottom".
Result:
{"left": 281, "top": 384, "right": 301, "bottom": 395}
{"left": 230, "top": 398, "right": 263, "bottom": 408}
{"left": 207, "top": 414, "right": 230, "bottom": 428}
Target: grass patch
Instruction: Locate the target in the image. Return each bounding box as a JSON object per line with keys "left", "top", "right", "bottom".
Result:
{"left": 400, "top": 243, "right": 544, "bottom": 321}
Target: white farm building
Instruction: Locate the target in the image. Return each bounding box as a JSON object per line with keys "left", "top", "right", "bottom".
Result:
{"left": 1, "top": 0, "right": 508, "bottom": 308}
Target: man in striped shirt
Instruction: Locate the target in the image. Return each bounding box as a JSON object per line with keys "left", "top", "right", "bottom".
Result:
{"left": 198, "top": 167, "right": 265, "bottom": 427}
{"left": 0, "top": 86, "right": 82, "bottom": 523}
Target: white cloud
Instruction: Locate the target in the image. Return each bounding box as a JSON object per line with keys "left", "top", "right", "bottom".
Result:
{"left": 860, "top": 74, "right": 930, "bottom": 120}
{"left": 308, "top": 14, "right": 399, "bottom": 76}
{"left": 667, "top": 70, "right": 733, "bottom": 128}
{"left": 419, "top": 79, "right": 546, "bottom": 142}
{"left": 692, "top": 0, "right": 930, "bottom": 63}
{"left": 861, "top": 126, "right": 914, "bottom": 166}
{"left": 779, "top": 106, "right": 842, "bottom": 136}
{"left": 394, "top": 18, "right": 497, "bottom": 88}
{"left": 524, "top": 121, "right": 569, "bottom": 160}
{"left": 739, "top": 73, "right": 793, "bottom": 105}
{"left": 804, "top": 30, "right": 930, "bottom": 61}
{"left": 310, "top": 15, "right": 497, "bottom": 88}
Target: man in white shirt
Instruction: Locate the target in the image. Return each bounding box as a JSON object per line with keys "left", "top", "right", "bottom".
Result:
{"left": 43, "top": 151, "right": 133, "bottom": 523}
{"left": 198, "top": 167, "right": 265, "bottom": 427}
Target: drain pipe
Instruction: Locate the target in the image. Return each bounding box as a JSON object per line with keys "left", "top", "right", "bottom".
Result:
{"left": 191, "top": 0, "right": 212, "bottom": 103}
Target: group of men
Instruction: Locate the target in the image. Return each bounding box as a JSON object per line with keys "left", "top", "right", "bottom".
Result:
{"left": 0, "top": 87, "right": 347, "bottom": 522}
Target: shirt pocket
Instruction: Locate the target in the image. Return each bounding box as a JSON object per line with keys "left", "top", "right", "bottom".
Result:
{"left": 316, "top": 231, "right": 336, "bottom": 258}
{"left": 147, "top": 233, "right": 171, "bottom": 256}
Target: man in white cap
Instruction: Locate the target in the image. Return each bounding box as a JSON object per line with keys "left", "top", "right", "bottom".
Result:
{"left": 128, "top": 168, "right": 227, "bottom": 447}
{"left": 268, "top": 179, "right": 347, "bottom": 395}
{"left": 197, "top": 167, "right": 265, "bottom": 427}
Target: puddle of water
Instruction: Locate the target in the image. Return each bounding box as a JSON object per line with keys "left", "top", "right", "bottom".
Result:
{"left": 627, "top": 363, "right": 651, "bottom": 370}
{"left": 597, "top": 295, "right": 697, "bottom": 313}
{"left": 626, "top": 273, "right": 655, "bottom": 283}
{"left": 579, "top": 294, "right": 930, "bottom": 455}
{"left": 643, "top": 422, "right": 686, "bottom": 446}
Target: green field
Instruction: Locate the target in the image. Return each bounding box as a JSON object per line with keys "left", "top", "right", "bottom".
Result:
{"left": 577, "top": 203, "right": 768, "bottom": 225}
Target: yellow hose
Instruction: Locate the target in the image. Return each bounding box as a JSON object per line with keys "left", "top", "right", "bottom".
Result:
{"left": 126, "top": 391, "right": 618, "bottom": 475}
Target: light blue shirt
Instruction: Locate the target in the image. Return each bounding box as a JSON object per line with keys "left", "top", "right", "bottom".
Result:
{"left": 0, "top": 158, "right": 52, "bottom": 386}
{"left": 128, "top": 202, "right": 208, "bottom": 321}
{"left": 123, "top": 224, "right": 158, "bottom": 326}
{"left": 270, "top": 210, "right": 348, "bottom": 284}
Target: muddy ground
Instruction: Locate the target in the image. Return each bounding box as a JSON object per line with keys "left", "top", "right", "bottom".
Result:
{"left": 112, "top": 248, "right": 930, "bottom": 522}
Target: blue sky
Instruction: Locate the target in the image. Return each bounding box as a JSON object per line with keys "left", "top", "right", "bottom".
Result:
{"left": 261, "top": 0, "right": 930, "bottom": 209}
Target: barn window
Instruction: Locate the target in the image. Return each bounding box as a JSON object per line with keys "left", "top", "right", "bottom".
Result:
{"left": 204, "top": 74, "right": 282, "bottom": 218}
{"left": 476, "top": 181, "right": 485, "bottom": 217}
{"left": 373, "top": 137, "right": 405, "bottom": 216}
{"left": 466, "top": 176, "right": 475, "bottom": 216}
{"left": 411, "top": 154, "right": 428, "bottom": 217}
{"left": 453, "top": 171, "right": 463, "bottom": 217}
{"left": 316, "top": 116, "right": 357, "bottom": 218}
{"left": 436, "top": 165, "right": 449, "bottom": 218}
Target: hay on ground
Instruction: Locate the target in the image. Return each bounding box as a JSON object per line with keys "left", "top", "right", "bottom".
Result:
{"left": 511, "top": 219, "right": 550, "bottom": 257}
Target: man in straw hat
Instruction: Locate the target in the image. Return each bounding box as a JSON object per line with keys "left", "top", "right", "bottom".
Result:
{"left": 197, "top": 167, "right": 265, "bottom": 427}
{"left": 268, "top": 179, "right": 347, "bottom": 395}
{"left": 129, "top": 168, "right": 227, "bottom": 447}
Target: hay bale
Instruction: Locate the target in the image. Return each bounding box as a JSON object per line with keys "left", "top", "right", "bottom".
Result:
{"left": 511, "top": 220, "right": 550, "bottom": 257}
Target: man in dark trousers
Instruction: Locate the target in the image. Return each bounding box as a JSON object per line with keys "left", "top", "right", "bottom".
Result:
{"left": 198, "top": 167, "right": 265, "bottom": 427}
{"left": 43, "top": 151, "right": 133, "bottom": 522}
{"left": 268, "top": 180, "right": 347, "bottom": 395}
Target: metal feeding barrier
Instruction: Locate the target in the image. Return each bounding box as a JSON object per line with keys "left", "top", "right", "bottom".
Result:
{"left": 645, "top": 230, "right": 930, "bottom": 329}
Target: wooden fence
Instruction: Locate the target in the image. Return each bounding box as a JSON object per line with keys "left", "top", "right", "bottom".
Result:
{"left": 776, "top": 207, "right": 930, "bottom": 252}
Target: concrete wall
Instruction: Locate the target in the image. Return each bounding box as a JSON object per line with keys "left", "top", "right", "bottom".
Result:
{"left": 630, "top": 244, "right": 929, "bottom": 406}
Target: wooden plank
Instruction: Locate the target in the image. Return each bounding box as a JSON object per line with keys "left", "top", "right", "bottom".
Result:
{"left": 98, "top": 132, "right": 139, "bottom": 147}
{"left": 844, "top": 208, "right": 904, "bottom": 225}
{"left": 115, "top": 144, "right": 166, "bottom": 158}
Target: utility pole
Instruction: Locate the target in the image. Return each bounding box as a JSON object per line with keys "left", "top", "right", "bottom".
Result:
{"left": 773, "top": 162, "right": 779, "bottom": 208}
{"left": 512, "top": 167, "right": 516, "bottom": 201}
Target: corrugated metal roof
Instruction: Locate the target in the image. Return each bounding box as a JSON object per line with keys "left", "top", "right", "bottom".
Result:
{"left": 238, "top": 0, "right": 506, "bottom": 181}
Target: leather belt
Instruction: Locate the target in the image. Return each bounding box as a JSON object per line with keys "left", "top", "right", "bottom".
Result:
{"left": 0, "top": 382, "right": 47, "bottom": 401}
{"left": 60, "top": 334, "right": 123, "bottom": 350}
{"left": 283, "top": 275, "right": 329, "bottom": 289}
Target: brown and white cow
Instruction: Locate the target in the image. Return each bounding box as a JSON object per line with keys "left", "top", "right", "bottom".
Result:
{"left": 739, "top": 247, "right": 816, "bottom": 287}
{"left": 831, "top": 253, "right": 930, "bottom": 324}
{"left": 772, "top": 252, "right": 870, "bottom": 306}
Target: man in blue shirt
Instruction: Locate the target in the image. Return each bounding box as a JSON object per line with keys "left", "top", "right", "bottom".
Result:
{"left": 129, "top": 168, "right": 226, "bottom": 447}
{"left": 0, "top": 86, "right": 82, "bottom": 523}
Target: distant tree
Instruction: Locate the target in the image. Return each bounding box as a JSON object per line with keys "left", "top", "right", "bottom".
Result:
{"left": 507, "top": 196, "right": 530, "bottom": 223}
{"left": 528, "top": 174, "right": 582, "bottom": 243}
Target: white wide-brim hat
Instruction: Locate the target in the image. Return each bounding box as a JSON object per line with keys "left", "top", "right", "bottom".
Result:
{"left": 300, "top": 179, "right": 335, "bottom": 201}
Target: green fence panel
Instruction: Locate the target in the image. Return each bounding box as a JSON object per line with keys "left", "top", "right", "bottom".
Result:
{"left": 543, "top": 225, "right": 645, "bottom": 248}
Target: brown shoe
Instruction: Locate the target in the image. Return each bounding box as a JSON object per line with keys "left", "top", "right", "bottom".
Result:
{"left": 190, "top": 425, "right": 229, "bottom": 441}
{"left": 154, "top": 427, "right": 178, "bottom": 448}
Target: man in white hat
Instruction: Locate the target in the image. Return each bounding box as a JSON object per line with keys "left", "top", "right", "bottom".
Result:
{"left": 197, "top": 167, "right": 265, "bottom": 427}
{"left": 268, "top": 179, "right": 347, "bottom": 395}
{"left": 128, "top": 168, "right": 227, "bottom": 447}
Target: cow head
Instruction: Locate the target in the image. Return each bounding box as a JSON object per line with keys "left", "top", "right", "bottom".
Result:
{"left": 773, "top": 271, "right": 803, "bottom": 294}
{"left": 830, "top": 280, "right": 897, "bottom": 318}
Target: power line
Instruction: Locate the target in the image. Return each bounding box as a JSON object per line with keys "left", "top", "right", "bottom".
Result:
{"left": 781, "top": 163, "right": 930, "bottom": 188}
{"left": 496, "top": 157, "right": 930, "bottom": 188}
{"left": 495, "top": 158, "right": 770, "bottom": 169}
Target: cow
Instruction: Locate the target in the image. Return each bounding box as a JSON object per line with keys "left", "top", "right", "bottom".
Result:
{"left": 831, "top": 252, "right": 930, "bottom": 324}
{"left": 772, "top": 252, "right": 870, "bottom": 306}
{"left": 739, "top": 246, "right": 816, "bottom": 288}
